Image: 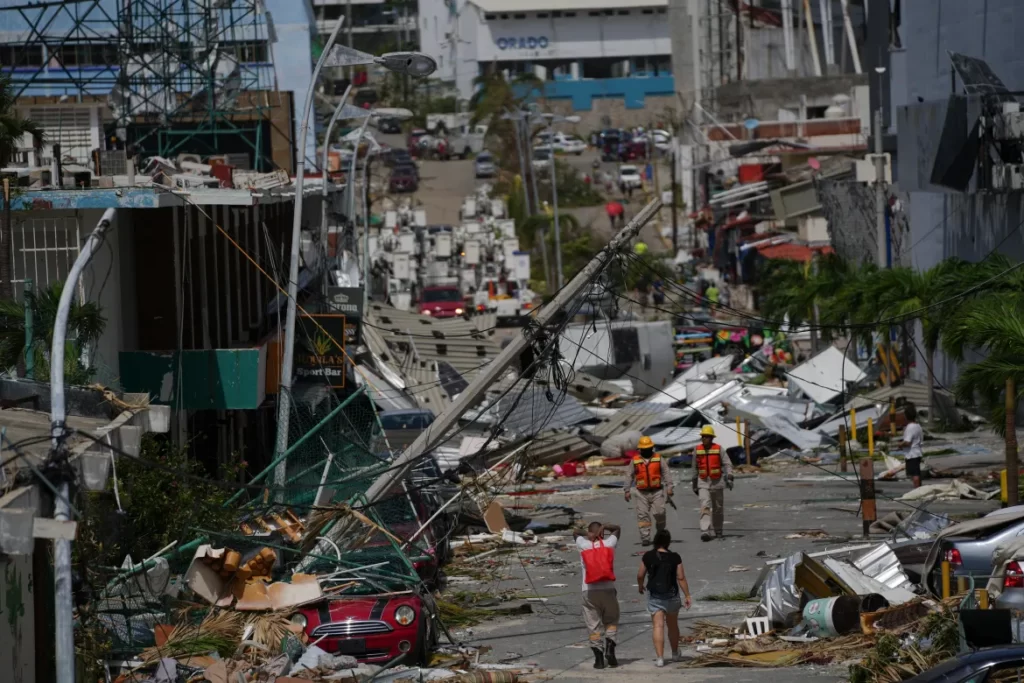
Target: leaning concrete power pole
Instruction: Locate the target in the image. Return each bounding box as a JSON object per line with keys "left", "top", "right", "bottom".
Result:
{"left": 361, "top": 197, "right": 663, "bottom": 505}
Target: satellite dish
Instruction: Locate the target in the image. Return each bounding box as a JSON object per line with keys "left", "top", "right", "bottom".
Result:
{"left": 743, "top": 118, "right": 760, "bottom": 131}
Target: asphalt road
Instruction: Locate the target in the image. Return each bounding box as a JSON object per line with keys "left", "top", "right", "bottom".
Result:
{"left": 448, "top": 456, "right": 1002, "bottom": 682}
{"left": 373, "top": 133, "right": 671, "bottom": 249}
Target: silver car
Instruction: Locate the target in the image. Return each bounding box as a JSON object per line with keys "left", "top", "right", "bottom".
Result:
{"left": 474, "top": 152, "right": 497, "bottom": 178}
{"left": 935, "top": 506, "right": 1024, "bottom": 595}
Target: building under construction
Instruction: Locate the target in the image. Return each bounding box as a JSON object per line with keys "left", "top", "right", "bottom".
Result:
{"left": 0, "top": 0, "right": 320, "bottom": 171}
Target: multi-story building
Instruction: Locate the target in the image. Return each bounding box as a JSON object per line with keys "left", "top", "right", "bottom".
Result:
{"left": 418, "top": 0, "right": 676, "bottom": 128}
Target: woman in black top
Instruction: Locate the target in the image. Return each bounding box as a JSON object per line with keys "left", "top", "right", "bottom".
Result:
{"left": 637, "top": 529, "right": 692, "bottom": 666}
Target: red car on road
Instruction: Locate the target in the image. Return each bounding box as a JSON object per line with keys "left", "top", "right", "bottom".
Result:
{"left": 292, "top": 593, "right": 436, "bottom": 664}
{"left": 418, "top": 286, "right": 465, "bottom": 318}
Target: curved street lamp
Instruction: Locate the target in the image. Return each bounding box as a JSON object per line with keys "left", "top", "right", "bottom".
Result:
{"left": 274, "top": 18, "right": 436, "bottom": 488}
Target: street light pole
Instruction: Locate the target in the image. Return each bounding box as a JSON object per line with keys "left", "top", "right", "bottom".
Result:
{"left": 273, "top": 32, "right": 435, "bottom": 489}
{"left": 320, "top": 85, "right": 361, "bottom": 289}
{"left": 274, "top": 17, "right": 347, "bottom": 489}
{"left": 50, "top": 207, "right": 116, "bottom": 683}
{"left": 547, "top": 122, "right": 563, "bottom": 289}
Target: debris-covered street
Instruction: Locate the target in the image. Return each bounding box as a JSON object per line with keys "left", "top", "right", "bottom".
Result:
{"left": 6, "top": 3, "right": 1024, "bottom": 683}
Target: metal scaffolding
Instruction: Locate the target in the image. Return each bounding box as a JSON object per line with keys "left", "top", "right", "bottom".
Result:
{"left": 112, "top": 0, "right": 275, "bottom": 166}
{"left": 0, "top": 0, "right": 278, "bottom": 169}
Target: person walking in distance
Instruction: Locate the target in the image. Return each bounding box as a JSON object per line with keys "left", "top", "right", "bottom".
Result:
{"left": 625, "top": 436, "right": 672, "bottom": 546}
{"left": 691, "top": 425, "right": 733, "bottom": 542}
{"left": 637, "top": 529, "right": 692, "bottom": 667}
{"left": 574, "top": 521, "right": 622, "bottom": 669}
{"left": 898, "top": 403, "right": 924, "bottom": 488}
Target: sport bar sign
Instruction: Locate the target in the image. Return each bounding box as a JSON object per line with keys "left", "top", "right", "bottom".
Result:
{"left": 296, "top": 313, "right": 347, "bottom": 388}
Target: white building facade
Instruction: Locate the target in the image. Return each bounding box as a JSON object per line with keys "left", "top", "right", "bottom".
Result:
{"left": 419, "top": 0, "right": 675, "bottom": 123}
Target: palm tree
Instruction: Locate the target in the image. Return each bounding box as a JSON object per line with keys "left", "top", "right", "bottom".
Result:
{"left": 0, "top": 74, "right": 43, "bottom": 300}
{"left": 469, "top": 70, "right": 543, "bottom": 164}
{"left": 0, "top": 280, "right": 106, "bottom": 384}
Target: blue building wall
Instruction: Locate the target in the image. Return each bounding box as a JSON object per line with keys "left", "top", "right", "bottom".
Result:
{"left": 513, "top": 76, "right": 675, "bottom": 111}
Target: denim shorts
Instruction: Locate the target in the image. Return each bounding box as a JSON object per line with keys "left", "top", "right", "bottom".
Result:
{"left": 647, "top": 593, "right": 682, "bottom": 615}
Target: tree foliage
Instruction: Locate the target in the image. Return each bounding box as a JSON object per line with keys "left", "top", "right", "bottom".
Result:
{"left": 0, "top": 280, "right": 106, "bottom": 384}
{"left": 756, "top": 252, "right": 1024, "bottom": 432}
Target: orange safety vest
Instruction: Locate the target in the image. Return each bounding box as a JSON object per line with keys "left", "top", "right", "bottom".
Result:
{"left": 632, "top": 453, "right": 663, "bottom": 490}
{"left": 695, "top": 444, "right": 723, "bottom": 480}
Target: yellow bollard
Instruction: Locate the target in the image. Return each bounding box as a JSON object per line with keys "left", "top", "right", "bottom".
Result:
{"left": 851, "top": 408, "right": 858, "bottom": 443}
{"left": 941, "top": 561, "right": 951, "bottom": 599}
{"left": 957, "top": 576, "right": 968, "bottom": 595}
{"left": 867, "top": 418, "right": 874, "bottom": 458}
{"left": 979, "top": 589, "right": 990, "bottom": 609}
{"left": 736, "top": 416, "right": 742, "bottom": 446}
{"left": 1002, "top": 469, "right": 1009, "bottom": 504}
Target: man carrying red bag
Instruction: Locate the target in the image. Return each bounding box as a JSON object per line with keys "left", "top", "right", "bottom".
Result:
{"left": 574, "top": 521, "right": 622, "bottom": 669}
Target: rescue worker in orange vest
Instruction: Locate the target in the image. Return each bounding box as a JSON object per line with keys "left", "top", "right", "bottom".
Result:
{"left": 624, "top": 435, "right": 672, "bottom": 546}
{"left": 691, "top": 425, "right": 734, "bottom": 542}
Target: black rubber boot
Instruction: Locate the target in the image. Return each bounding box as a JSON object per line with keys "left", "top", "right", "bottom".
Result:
{"left": 700, "top": 533, "right": 712, "bottom": 542}
{"left": 592, "top": 646, "right": 606, "bottom": 669}
{"left": 605, "top": 640, "right": 618, "bottom": 667}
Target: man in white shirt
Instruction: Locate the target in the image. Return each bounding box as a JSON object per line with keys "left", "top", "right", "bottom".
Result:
{"left": 574, "top": 521, "right": 621, "bottom": 669}
{"left": 899, "top": 404, "right": 924, "bottom": 488}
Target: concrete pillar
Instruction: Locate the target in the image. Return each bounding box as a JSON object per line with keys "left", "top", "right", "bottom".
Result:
{"left": 570, "top": 61, "right": 580, "bottom": 80}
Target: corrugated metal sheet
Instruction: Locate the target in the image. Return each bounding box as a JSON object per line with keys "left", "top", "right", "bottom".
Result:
{"left": 366, "top": 305, "right": 502, "bottom": 376}
{"left": 787, "top": 346, "right": 866, "bottom": 404}
{"left": 491, "top": 387, "right": 592, "bottom": 439}
{"left": 593, "top": 402, "right": 672, "bottom": 438}
{"left": 524, "top": 431, "right": 597, "bottom": 467}
{"left": 354, "top": 366, "right": 415, "bottom": 412}
{"left": 650, "top": 356, "right": 734, "bottom": 405}
{"left": 852, "top": 543, "right": 915, "bottom": 593}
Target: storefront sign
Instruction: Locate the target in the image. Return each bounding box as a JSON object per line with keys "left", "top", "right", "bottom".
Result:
{"left": 496, "top": 36, "right": 549, "bottom": 50}
{"left": 326, "top": 286, "right": 363, "bottom": 345}
{"left": 296, "top": 313, "right": 347, "bottom": 388}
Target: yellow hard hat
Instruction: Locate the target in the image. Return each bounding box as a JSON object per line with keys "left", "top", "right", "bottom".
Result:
{"left": 638, "top": 435, "right": 654, "bottom": 449}
{"left": 700, "top": 425, "right": 716, "bottom": 437}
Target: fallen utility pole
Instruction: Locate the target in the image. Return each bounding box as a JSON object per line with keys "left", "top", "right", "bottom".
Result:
{"left": 298, "top": 198, "right": 661, "bottom": 569}
{"left": 362, "top": 197, "right": 663, "bottom": 505}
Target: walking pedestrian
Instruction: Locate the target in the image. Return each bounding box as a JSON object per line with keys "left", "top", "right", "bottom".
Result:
{"left": 899, "top": 403, "right": 924, "bottom": 488}
{"left": 625, "top": 436, "right": 672, "bottom": 546}
{"left": 691, "top": 425, "right": 734, "bottom": 541}
{"left": 637, "top": 529, "right": 692, "bottom": 667}
{"left": 574, "top": 521, "right": 622, "bottom": 669}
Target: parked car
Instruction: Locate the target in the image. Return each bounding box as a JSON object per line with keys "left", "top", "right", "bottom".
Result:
{"left": 902, "top": 647, "right": 1024, "bottom": 682}
{"left": 474, "top": 151, "right": 497, "bottom": 178}
{"left": 932, "top": 507, "right": 1024, "bottom": 594}
{"left": 599, "top": 129, "right": 623, "bottom": 161}
{"left": 407, "top": 128, "right": 428, "bottom": 154}
{"left": 386, "top": 148, "right": 414, "bottom": 168}
{"left": 554, "top": 134, "right": 587, "bottom": 155}
{"left": 378, "top": 117, "right": 402, "bottom": 134}
{"left": 292, "top": 593, "right": 436, "bottom": 664}
{"left": 532, "top": 146, "right": 552, "bottom": 171}
{"left": 393, "top": 161, "right": 419, "bottom": 180}
{"left": 389, "top": 165, "right": 419, "bottom": 193}
{"left": 419, "top": 285, "right": 465, "bottom": 318}
{"left": 353, "top": 88, "right": 378, "bottom": 108}
{"left": 618, "top": 164, "right": 643, "bottom": 190}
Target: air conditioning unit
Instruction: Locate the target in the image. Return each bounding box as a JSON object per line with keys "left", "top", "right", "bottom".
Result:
{"left": 992, "top": 163, "right": 1024, "bottom": 191}
{"left": 97, "top": 149, "right": 128, "bottom": 176}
